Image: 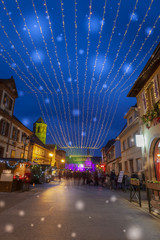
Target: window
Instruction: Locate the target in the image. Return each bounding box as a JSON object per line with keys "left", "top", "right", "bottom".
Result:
{"left": 127, "top": 136, "right": 132, "bottom": 148}
{"left": 125, "top": 161, "right": 128, "bottom": 172}
{"left": 0, "top": 119, "right": 9, "bottom": 137}
{"left": 11, "top": 150, "right": 15, "bottom": 158}
{"left": 136, "top": 158, "right": 142, "bottom": 172}
{"left": 150, "top": 85, "right": 155, "bottom": 107}
{"left": 20, "top": 152, "right": 24, "bottom": 158}
{"left": 123, "top": 140, "right": 126, "bottom": 151}
{"left": 12, "top": 127, "right": 19, "bottom": 141}
{"left": 38, "top": 126, "right": 40, "bottom": 133}
{"left": 21, "top": 132, "right": 27, "bottom": 142}
{"left": 129, "top": 116, "right": 133, "bottom": 124}
{"left": 129, "top": 159, "right": 134, "bottom": 173}
{"left": 134, "top": 110, "right": 138, "bottom": 118}
{"left": 3, "top": 93, "right": 13, "bottom": 110}
{"left": 118, "top": 163, "right": 122, "bottom": 171}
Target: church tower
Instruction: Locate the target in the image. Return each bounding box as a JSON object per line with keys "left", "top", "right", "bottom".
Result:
{"left": 33, "top": 117, "right": 47, "bottom": 144}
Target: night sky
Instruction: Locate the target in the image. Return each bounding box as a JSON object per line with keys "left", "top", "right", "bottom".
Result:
{"left": 0, "top": 0, "right": 159, "bottom": 156}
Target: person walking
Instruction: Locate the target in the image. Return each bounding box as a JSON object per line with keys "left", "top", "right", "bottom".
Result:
{"left": 110, "top": 169, "right": 116, "bottom": 190}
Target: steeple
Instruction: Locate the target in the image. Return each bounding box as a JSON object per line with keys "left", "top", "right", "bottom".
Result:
{"left": 33, "top": 117, "right": 47, "bottom": 144}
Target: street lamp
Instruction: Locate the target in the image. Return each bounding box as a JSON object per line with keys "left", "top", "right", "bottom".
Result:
{"left": 22, "top": 135, "right": 30, "bottom": 159}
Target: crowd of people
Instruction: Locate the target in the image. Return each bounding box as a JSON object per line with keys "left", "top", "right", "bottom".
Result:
{"left": 56, "top": 169, "right": 146, "bottom": 191}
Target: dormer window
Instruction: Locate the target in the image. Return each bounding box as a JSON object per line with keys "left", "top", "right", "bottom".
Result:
{"left": 150, "top": 85, "right": 155, "bottom": 107}
{"left": 129, "top": 116, "right": 133, "bottom": 124}
{"left": 3, "top": 93, "right": 13, "bottom": 111}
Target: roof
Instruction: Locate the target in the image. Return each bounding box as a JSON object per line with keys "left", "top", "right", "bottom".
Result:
{"left": 0, "top": 76, "right": 18, "bottom": 98}
{"left": 30, "top": 134, "right": 46, "bottom": 148}
{"left": 13, "top": 115, "right": 32, "bottom": 134}
{"left": 128, "top": 42, "right": 160, "bottom": 97}
{"left": 34, "top": 117, "right": 46, "bottom": 124}
{"left": 103, "top": 139, "right": 116, "bottom": 153}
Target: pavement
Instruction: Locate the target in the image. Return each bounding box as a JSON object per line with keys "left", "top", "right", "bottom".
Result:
{"left": 0, "top": 180, "right": 160, "bottom": 240}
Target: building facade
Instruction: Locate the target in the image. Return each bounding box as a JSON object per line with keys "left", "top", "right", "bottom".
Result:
{"left": 101, "top": 139, "right": 121, "bottom": 175}
{"left": 0, "top": 77, "right": 61, "bottom": 168}
{"left": 128, "top": 43, "right": 160, "bottom": 181}
{"left": 118, "top": 106, "right": 143, "bottom": 176}
{"left": 0, "top": 77, "right": 32, "bottom": 159}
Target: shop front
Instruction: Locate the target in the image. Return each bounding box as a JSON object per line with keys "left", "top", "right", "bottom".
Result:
{"left": 153, "top": 139, "right": 160, "bottom": 181}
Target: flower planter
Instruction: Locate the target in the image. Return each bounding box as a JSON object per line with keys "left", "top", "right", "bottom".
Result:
{"left": 146, "top": 182, "right": 160, "bottom": 191}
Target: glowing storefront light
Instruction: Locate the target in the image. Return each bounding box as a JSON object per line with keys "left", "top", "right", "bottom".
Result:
{"left": 136, "top": 135, "right": 144, "bottom": 147}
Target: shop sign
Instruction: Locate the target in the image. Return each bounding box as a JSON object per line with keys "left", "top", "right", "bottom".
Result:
{"left": 117, "top": 171, "right": 124, "bottom": 183}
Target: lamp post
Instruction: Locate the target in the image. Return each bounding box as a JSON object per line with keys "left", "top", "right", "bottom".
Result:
{"left": 22, "top": 135, "right": 30, "bottom": 159}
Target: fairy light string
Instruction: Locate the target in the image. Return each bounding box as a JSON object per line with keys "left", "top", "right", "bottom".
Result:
{"left": 85, "top": 0, "right": 108, "bottom": 148}
{"left": 59, "top": 0, "right": 76, "bottom": 147}
{"left": 85, "top": 0, "right": 122, "bottom": 147}
{"left": 94, "top": 0, "right": 139, "bottom": 94}
{"left": 90, "top": 0, "right": 156, "bottom": 147}
{"left": 81, "top": 0, "right": 92, "bottom": 148}
{"left": 32, "top": 0, "right": 73, "bottom": 146}
{"left": 74, "top": 0, "right": 80, "bottom": 147}
{"left": 100, "top": 0, "right": 154, "bottom": 93}
{"left": 15, "top": 0, "right": 69, "bottom": 145}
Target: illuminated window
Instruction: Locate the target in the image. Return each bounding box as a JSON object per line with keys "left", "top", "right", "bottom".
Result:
{"left": 154, "top": 139, "right": 160, "bottom": 181}
{"left": 11, "top": 150, "right": 15, "bottom": 158}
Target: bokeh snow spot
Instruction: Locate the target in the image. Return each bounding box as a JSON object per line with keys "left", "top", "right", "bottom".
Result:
{"left": 126, "top": 226, "right": 143, "bottom": 240}
{"left": 18, "top": 210, "right": 25, "bottom": 217}
{"left": 57, "top": 224, "right": 62, "bottom": 228}
{"left": 0, "top": 200, "right": 5, "bottom": 208}
{"left": 110, "top": 196, "right": 117, "bottom": 202}
{"left": 5, "top": 224, "right": 14, "bottom": 233}
{"left": 41, "top": 217, "right": 45, "bottom": 222}
{"left": 30, "top": 223, "right": 34, "bottom": 227}
{"left": 75, "top": 200, "right": 85, "bottom": 211}
{"left": 71, "top": 232, "right": 77, "bottom": 238}
{"left": 105, "top": 200, "right": 109, "bottom": 204}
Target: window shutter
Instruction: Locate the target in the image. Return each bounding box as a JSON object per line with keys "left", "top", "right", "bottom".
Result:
{"left": 0, "top": 119, "right": 3, "bottom": 135}
{"left": 154, "top": 75, "right": 160, "bottom": 101}
{"left": 142, "top": 91, "right": 147, "bottom": 113}
{"left": 5, "top": 122, "right": 9, "bottom": 137}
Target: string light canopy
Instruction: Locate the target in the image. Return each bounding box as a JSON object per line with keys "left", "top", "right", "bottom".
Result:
{"left": 0, "top": 0, "right": 159, "bottom": 155}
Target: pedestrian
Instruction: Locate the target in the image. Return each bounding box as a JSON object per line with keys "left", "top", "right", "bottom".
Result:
{"left": 94, "top": 170, "right": 99, "bottom": 186}
{"left": 58, "top": 170, "right": 62, "bottom": 182}
{"left": 110, "top": 169, "right": 116, "bottom": 190}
